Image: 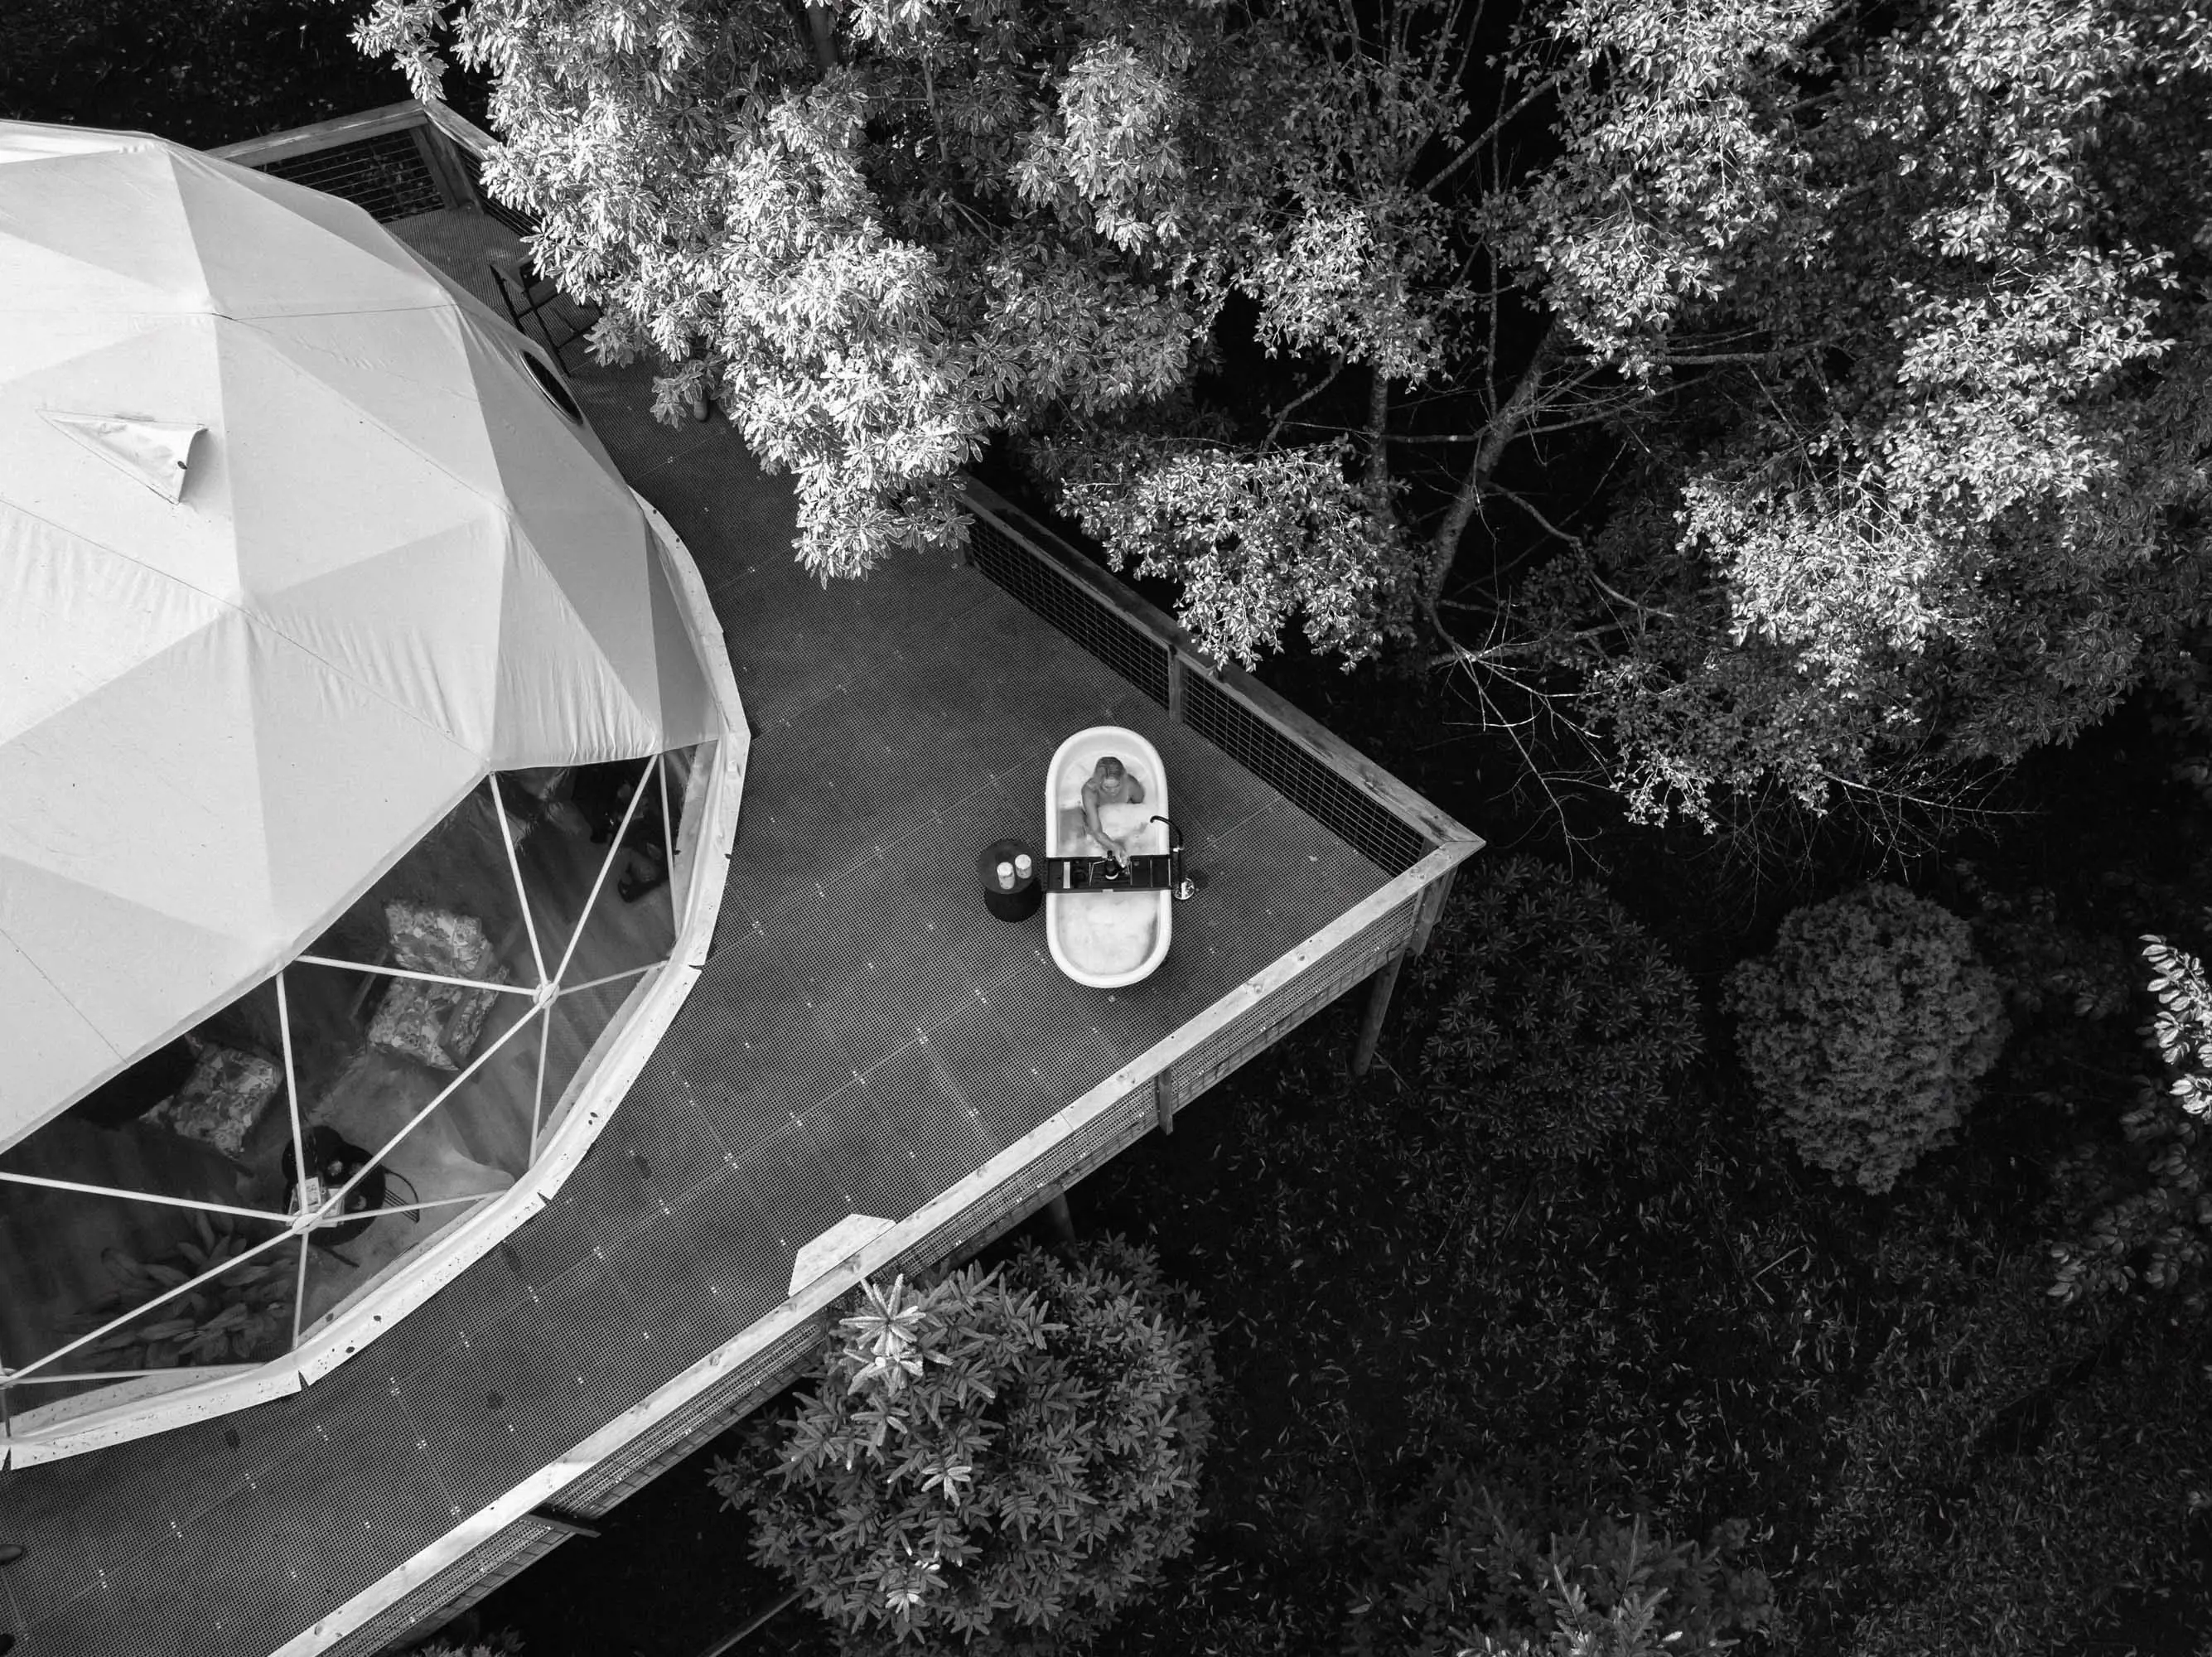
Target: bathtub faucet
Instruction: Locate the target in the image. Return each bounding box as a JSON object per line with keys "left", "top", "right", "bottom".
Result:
{"left": 1151, "top": 815, "right": 1199, "bottom": 902}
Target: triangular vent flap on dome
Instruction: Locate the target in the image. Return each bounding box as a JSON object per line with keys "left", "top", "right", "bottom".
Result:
{"left": 41, "top": 410, "right": 203, "bottom": 503}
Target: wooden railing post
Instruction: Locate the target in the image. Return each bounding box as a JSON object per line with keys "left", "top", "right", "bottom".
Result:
{"left": 1166, "top": 644, "right": 1186, "bottom": 726}
{"left": 1410, "top": 865, "right": 1456, "bottom": 955}
{"left": 1155, "top": 1062, "right": 1180, "bottom": 1135}
{"left": 413, "top": 121, "right": 481, "bottom": 212}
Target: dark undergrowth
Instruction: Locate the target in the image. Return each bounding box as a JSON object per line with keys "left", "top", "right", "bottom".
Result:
{"left": 461, "top": 672, "right": 2212, "bottom": 1657}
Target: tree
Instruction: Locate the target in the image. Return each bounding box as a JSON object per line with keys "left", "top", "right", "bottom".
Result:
{"left": 357, "top": 0, "right": 2212, "bottom": 831}
{"left": 2050, "top": 932, "right": 2212, "bottom": 1306}
{"left": 712, "top": 1239, "right": 1214, "bottom": 1654}
{"left": 1506, "top": 0, "right": 2212, "bottom": 828}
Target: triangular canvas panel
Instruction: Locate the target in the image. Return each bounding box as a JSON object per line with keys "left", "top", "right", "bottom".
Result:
{"left": 0, "top": 321, "right": 236, "bottom": 594}
{"left": 241, "top": 305, "right": 501, "bottom": 502}
{"left": 0, "top": 507, "right": 225, "bottom": 747}
{"left": 0, "top": 139, "right": 204, "bottom": 312}
{"left": 0, "top": 929, "right": 123, "bottom": 1146}
{"left": 488, "top": 519, "right": 662, "bottom": 766}
{"left": 169, "top": 144, "right": 447, "bottom": 321}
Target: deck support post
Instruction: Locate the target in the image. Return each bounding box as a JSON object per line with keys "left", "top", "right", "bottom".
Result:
{"left": 1156, "top": 1062, "right": 1179, "bottom": 1136}
{"left": 1044, "top": 1188, "right": 1075, "bottom": 1244}
{"left": 1166, "top": 645, "right": 1186, "bottom": 726}
{"left": 1350, "top": 949, "right": 1406, "bottom": 1077}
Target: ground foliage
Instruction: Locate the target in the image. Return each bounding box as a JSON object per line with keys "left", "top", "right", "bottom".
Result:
{"left": 2047, "top": 929, "right": 2212, "bottom": 1308}
{"left": 0, "top": 0, "right": 413, "bottom": 147}
{"left": 1343, "top": 1479, "right": 1775, "bottom": 1657}
{"left": 712, "top": 1239, "right": 1215, "bottom": 1654}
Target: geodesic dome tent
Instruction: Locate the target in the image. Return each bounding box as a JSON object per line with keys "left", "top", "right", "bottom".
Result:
{"left": 0, "top": 121, "right": 745, "bottom": 1460}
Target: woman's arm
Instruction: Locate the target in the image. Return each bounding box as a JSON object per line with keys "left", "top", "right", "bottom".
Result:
{"left": 1079, "top": 782, "right": 1127, "bottom": 862}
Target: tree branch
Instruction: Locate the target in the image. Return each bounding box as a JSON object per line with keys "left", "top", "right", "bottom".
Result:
{"left": 1262, "top": 360, "right": 1346, "bottom": 448}
{"left": 1421, "top": 74, "right": 1562, "bottom": 199}
{"left": 1422, "top": 322, "right": 1557, "bottom": 618}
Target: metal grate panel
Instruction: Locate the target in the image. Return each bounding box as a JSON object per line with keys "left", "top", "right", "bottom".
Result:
{"left": 256, "top": 130, "right": 444, "bottom": 223}
{"left": 966, "top": 517, "right": 1171, "bottom": 708}
{"left": 1180, "top": 673, "right": 1427, "bottom": 874}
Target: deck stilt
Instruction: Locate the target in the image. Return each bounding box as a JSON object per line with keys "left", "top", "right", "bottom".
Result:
{"left": 1044, "top": 1189, "right": 1075, "bottom": 1244}
{"left": 1350, "top": 950, "right": 1406, "bottom": 1077}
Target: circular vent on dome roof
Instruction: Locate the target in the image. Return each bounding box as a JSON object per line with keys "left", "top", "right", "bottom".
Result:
{"left": 522, "top": 350, "right": 583, "bottom": 423}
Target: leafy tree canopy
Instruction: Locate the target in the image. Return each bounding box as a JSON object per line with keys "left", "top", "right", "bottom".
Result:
{"left": 359, "top": 0, "right": 2212, "bottom": 828}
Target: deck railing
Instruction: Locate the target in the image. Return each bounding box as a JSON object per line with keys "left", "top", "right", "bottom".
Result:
{"left": 205, "top": 101, "right": 1482, "bottom": 1657}
{"left": 211, "top": 97, "right": 534, "bottom": 235}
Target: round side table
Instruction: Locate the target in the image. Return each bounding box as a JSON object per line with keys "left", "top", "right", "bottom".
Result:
{"left": 978, "top": 837, "right": 1042, "bottom": 920}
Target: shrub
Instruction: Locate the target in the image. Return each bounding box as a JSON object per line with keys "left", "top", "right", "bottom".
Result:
{"left": 402, "top": 1631, "right": 521, "bottom": 1657}
{"left": 1343, "top": 1477, "right": 1775, "bottom": 1657}
{"left": 717, "top": 1238, "right": 1215, "bottom": 1655}
{"left": 1727, "top": 883, "right": 2007, "bottom": 1194}
{"left": 1410, "top": 855, "right": 1703, "bottom": 1165}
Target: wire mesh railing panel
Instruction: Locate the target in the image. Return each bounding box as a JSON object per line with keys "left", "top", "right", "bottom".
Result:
{"left": 1174, "top": 905, "right": 1415, "bottom": 1100}
{"left": 966, "top": 518, "right": 1172, "bottom": 708}
{"left": 452, "top": 145, "right": 539, "bottom": 237}
{"left": 257, "top": 129, "right": 445, "bottom": 223}
{"left": 1178, "top": 674, "right": 1428, "bottom": 874}
{"left": 326, "top": 1515, "right": 561, "bottom": 1657}
{"left": 558, "top": 1316, "right": 825, "bottom": 1514}
{"left": 961, "top": 500, "right": 1435, "bottom": 874}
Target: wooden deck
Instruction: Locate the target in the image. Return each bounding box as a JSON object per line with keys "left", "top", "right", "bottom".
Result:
{"left": 0, "top": 189, "right": 1476, "bottom": 1657}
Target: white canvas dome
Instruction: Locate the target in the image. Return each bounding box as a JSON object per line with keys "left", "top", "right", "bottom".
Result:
{"left": 0, "top": 120, "right": 719, "bottom": 1147}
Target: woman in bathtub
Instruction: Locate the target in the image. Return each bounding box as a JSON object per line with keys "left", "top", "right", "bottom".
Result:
{"left": 1074, "top": 755, "right": 1146, "bottom": 866}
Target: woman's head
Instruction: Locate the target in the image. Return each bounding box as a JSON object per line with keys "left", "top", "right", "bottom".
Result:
{"left": 1094, "top": 755, "right": 1126, "bottom": 782}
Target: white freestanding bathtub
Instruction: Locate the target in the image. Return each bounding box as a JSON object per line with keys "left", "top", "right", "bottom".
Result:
{"left": 1046, "top": 725, "right": 1172, "bottom": 988}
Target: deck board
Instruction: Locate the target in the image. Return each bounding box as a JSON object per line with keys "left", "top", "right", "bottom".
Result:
{"left": 0, "top": 207, "right": 1393, "bottom": 1657}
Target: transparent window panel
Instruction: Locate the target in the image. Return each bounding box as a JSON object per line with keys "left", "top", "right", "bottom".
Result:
{"left": 27, "top": 999, "right": 306, "bottom": 1223}
{"left": 2, "top": 1202, "right": 295, "bottom": 1387}
{"left": 513, "top": 756, "right": 673, "bottom": 985}
{"left": 1, "top": 1118, "right": 292, "bottom": 1384}
{"left": 664, "top": 742, "right": 707, "bottom": 919}
{"left": 532, "top": 977, "right": 637, "bottom": 1149}
{"left": 285, "top": 953, "right": 539, "bottom": 1183}
{"left": 292, "top": 1001, "right": 542, "bottom": 1335}
{"left": 304, "top": 779, "right": 541, "bottom": 1000}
